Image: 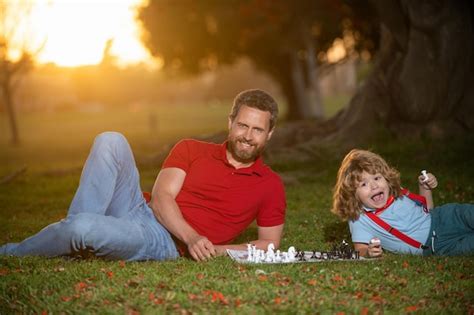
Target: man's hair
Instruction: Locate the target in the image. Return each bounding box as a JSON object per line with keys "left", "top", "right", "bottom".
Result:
{"left": 331, "top": 149, "right": 402, "bottom": 221}
{"left": 229, "top": 89, "right": 278, "bottom": 130}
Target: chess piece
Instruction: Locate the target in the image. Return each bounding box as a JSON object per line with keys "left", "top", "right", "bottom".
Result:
{"left": 247, "top": 244, "right": 253, "bottom": 261}
{"left": 265, "top": 243, "right": 275, "bottom": 262}
{"left": 421, "top": 170, "right": 429, "bottom": 182}
{"left": 370, "top": 238, "right": 381, "bottom": 246}
{"left": 287, "top": 246, "right": 296, "bottom": 261}
{"left": 275, "top": 250, "right": 281, "bottom": 262}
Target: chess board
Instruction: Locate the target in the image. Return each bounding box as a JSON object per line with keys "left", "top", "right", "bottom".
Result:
{"left": 227, "top": 249, "right": 364, "bottom": 264}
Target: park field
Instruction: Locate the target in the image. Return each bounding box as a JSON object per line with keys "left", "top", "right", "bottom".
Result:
{"left": 0, "top": 102, "right": 473, "bottom": 314}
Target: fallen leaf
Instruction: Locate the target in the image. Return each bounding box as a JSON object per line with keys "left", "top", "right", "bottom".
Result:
{"left": 354, "top": 292, "right": 364, "bottom": 299}
{"left": 370, "top": 294, "right": 383, "bottom": 303}
{"left": 405, "top": 305, "right": 418, "bottom": 312}
{"left": 307, "top": 279, "right": 317, "bottom": 286}
{"left": 188, "top": 293, "right": 198, "bottom": 300}
{"left": 148, "top": 292, "right": 155, "bottom": 301}
{"left": 75, "top": 282, "right": 88, "bottom": 292}
{"left": 274, "top": 296, "right": 282, "bottom": 305}
{"left": 196, "top": 273, "right": 205, "bottom": 280}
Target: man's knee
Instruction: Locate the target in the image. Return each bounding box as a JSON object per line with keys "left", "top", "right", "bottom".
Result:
{"left": 94, "top": 131, "right": 127, "bottom": 149}
{"left": 92, "top": 132, "right": 132, "bottom": 161}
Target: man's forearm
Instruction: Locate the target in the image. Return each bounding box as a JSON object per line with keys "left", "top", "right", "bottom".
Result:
{"left": 150, "top": 194, "right": 200, "bottom": 244}
{"left": 214, "top": 224, "right": 284, "bottom": 255}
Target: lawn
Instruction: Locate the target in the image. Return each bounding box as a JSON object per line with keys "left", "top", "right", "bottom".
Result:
{"left": 1, "top": 103, "right": 473, "bottom": 314}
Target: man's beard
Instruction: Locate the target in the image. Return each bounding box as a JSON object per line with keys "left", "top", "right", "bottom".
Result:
{"left": 227, "top": 136, "right": 265, "bottom": 164}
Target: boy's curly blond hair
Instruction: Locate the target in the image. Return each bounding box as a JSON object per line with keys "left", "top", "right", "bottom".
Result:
{"left": 331, "top": 149, "right": 402, "bottom": 221}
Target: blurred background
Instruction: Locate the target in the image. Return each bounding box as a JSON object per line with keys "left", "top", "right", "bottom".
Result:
{"left": 1, "top": 0, "right": 473, "bottom": 174}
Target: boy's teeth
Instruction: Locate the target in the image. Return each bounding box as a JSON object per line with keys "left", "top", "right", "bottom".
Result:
{"left": 372, "top": 193, "right": 383, "bottom": 202}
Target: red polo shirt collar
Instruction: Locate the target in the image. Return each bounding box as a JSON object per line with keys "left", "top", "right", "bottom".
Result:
{"left": 212, "top": 141, "right": 265, "bottom": 176}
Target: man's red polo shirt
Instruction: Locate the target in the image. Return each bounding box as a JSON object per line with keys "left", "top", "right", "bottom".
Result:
{"left": 161, "top": 139, "right": 286, "bottom": 245}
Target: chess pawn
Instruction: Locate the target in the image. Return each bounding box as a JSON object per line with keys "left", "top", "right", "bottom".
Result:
{"left": 287, "top": 246, "right": 296, "bottom": 261}
{"left": 254, "top": 252, "right": 261, "bottom": 263}
{"left": 275, "top": 250, "right": 281, "bottom": 262}
{"left": 247, "top": 244, "right": 253, "bottom": 262}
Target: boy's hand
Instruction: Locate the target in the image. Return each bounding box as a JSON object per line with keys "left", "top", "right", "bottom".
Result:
{"left": 418, "top": 172, "right": 438, "bottom": 190}
{"left": 368, "top": 238, "right": 383, "bottom": 258}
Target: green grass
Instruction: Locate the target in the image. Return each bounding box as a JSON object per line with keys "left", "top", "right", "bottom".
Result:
{"left": 1, "top": 106, "right": 474, "bottom": 314}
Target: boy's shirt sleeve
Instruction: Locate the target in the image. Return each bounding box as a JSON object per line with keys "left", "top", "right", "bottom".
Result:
{"left": 349, "top": 218, "right": 372, "bottom": 244}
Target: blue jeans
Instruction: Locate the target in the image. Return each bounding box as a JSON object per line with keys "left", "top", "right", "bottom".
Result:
{"left": 0, "top": 132, "right": 179, "bottom": 261}
{"left": 423, "top": 203, "right": 474, "bottom": 256}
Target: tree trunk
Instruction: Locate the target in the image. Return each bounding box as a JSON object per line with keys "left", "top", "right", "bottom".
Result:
{"left": 305, "top": 35, "right": 324, "bottom": 119}
{"left": 319, "top": 0, "right": 474, "bottom": 147}
{"left": 289, "top": 50, "right": 312, "bottom": 120}
{"left": 2, "top": 81, "right": 20, "bottom": 145}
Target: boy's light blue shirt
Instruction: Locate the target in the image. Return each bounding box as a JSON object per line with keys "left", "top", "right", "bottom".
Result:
{"left": 348, "top": 196, "right": 432, "bottom": 255}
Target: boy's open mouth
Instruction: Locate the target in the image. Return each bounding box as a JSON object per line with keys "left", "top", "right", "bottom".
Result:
{"left": 371, "top": 192, "right": 384, "bottom": 202}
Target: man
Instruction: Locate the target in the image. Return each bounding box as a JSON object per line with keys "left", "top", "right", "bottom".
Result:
{"left": 0, "top": 89, "right": 286, "bottom": 261}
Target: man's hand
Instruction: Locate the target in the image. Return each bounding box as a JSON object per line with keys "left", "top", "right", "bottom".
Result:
{"left": 213, "top": 245, "right": 229, "bottom": 256}
{"left": 186, "top": 234, "right": 217, "bottom": 261}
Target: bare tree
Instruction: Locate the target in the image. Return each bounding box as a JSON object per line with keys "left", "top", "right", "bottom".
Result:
{"left": 0, "top": 0, "right": 42, "bottom": 145}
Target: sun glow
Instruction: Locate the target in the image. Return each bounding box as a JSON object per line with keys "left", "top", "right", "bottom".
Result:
{"left": 22, "top": 0, "right": 154, "bottom": 68}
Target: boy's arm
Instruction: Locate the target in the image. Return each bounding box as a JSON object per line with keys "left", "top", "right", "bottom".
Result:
{"left": 354, "top": 242, "right": 383, "bottom": 258}
{"left": 417, "top": 172, "right": 438, "bottom": 210}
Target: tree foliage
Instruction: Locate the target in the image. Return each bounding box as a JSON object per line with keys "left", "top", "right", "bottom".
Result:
{"left": 138, "top": 0, "right": 378, "bottom": 120}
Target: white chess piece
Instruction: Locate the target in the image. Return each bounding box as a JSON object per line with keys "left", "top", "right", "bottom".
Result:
{"left": 421, "top": 170, "right": 429, "bottom": 182}
{"left": 287, "top": 246, "right": 296, "bottom": 261}
{"left": 254, "top": 251, "right": 261, "bottom": 263}
{"left": 252, "top": 245, "right": 257, "bottom": 260}
{"left": 370, "top": 238, "right": 381, "bottom": 246}
{"left": 247, "top": 244, "right": 253, "bottom": 262}
{"left": 265, "top": 243, "right": 275, "bottom": 262}
{"left": 275, "top": 250, "right": 281, "bottom": 262}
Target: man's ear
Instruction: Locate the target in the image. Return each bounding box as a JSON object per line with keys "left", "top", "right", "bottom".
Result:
{"left": 228, "top": 117, "right": 232, "bottom": 130}
{"left": 267, "top": 128, "right": 275, "bottom": 141}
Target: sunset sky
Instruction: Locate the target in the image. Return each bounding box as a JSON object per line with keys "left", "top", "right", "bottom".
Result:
{"left": 10, "top": 0, "right": 155, "bottom": 68}
{"left": 4, "top": 0, "right": 348, "bottom": 69}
